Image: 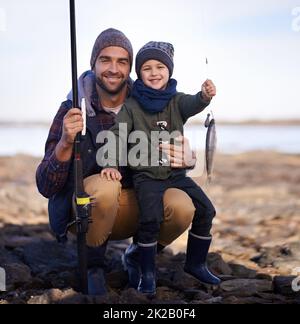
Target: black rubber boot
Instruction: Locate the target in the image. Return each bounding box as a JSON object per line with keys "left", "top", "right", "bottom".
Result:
{"left": 137, "top": 243, "right": 157, "bottom": 296}
{"left": 184, "top": 232, "right": 221, "bottom": 285}
{"left": 87, "top": 243, "right": 108, "bottom": 296}
{"left": 122, "top": 243, "right": 140, "bottom": 289}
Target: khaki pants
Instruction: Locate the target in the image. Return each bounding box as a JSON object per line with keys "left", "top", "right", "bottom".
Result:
{"left": 82, "top": 175, "right": 196, "bottom": 248}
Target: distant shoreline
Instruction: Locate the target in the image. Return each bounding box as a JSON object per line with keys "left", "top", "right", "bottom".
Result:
{"left": 188, "top": 119, "right": 300, "bottom": 126}
{"left": 1, "top": 119, "right": 300, "bottom": 127}
{"left": 0, "top": 121, "right": 51, "bottom": 128}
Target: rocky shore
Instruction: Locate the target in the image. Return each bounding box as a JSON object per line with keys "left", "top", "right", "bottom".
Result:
{"left": 0, "top": 152, "right": 300, "bottom": 304}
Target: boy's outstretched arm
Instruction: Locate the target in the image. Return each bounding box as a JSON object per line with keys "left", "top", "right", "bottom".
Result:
{"left": 178, "top": 79, "right": 217, "bottom": 123}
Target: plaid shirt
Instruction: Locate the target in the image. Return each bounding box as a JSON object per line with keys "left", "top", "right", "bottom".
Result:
{"left": 36, "top": 98, "right": 121, "bottom": 198}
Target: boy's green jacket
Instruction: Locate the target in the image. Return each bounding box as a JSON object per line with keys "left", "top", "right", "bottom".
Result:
{"left": 103, "top": 92, "right": 210, "bottom": 180}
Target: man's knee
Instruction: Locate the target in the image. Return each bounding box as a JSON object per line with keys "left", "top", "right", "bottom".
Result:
{"left": 84, "top": 175, "right": 121, "bottom": 208}
{"left": 82, "top": 175, "right": 122, "bottom": 247}
{"left": 163, "top": 188, "right": 195, "bottom": 224}
{"left": 158, "top": 189, "right": 195, "bottom": 247}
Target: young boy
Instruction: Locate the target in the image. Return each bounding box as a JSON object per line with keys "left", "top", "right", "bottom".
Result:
{"left": 101, "top": 41, "right": 220, "bottom": 295}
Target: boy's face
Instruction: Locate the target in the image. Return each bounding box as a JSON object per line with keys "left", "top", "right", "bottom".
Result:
{"left": 94, "top": 46, "right": 131, "bottom": 95}
{"left": 140, "top": 59, "right": 170, "bottom": 90}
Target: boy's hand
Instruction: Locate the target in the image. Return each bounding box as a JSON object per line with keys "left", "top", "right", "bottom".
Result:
{"left": 201, "top": 79, "right": 216, "bottom": 102}
{"left": 101, "top": 168, "right": 122, "bottom": 181}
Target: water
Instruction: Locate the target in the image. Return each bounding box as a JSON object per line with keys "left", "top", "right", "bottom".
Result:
{"left": 185, "top": 124, "right": 300, "bottom": 154}
{"left": 0, "top": 126, "right": 48, "bottom": 157}
{"left": 0, "top": 124, "right": 299, "bottom": 157}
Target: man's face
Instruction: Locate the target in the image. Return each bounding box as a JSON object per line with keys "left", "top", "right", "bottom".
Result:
{"left": 94, "top": 46, "right": 131, "bottom": 95}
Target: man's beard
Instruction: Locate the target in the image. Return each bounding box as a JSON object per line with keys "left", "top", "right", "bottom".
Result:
{"left": 96, "top": 75, "right": 127, "bottom": 96}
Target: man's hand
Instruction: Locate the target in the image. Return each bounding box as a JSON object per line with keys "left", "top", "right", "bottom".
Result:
{"left": 61, "top": 108, "right": 84, "bottom": 147}
{"left": 55, "top": 108, "right": 84, "bottom": 162}
{"left": 159, "top": 136, "right": 196, "bottom": 169}
{"left": 201, "top": 79, "right": 216, "bottom": 102}
{"left": 101, "top": 168, "right": 123, "bottom": 181}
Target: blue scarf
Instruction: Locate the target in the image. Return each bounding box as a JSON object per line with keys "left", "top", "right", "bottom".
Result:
{"left": 132, "top": 79, "right": 177, "bottom": 114}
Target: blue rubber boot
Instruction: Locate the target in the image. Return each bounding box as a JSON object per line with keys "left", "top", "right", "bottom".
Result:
{"left": 137, "top": 243, "right": 157, "bottom": 296}
{"left": 87, "top": 267, "right": 107, "bottom": 296}
{"left": 87, "top": 243, "right": 108, "bottom": 296}
{"left": 122, "top": 243, "right": 140, "bottom": 289}
{"left": 184, "top": 232, "right": 221, "bottom": 285}
{"left": 122, "top": 243, "right": 165, "bottom": 289}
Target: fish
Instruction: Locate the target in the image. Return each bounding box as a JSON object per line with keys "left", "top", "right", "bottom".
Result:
{"left": 204, "top": 112, "right": 217, "bottom": 183}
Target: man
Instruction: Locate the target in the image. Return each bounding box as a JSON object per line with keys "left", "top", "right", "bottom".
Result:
{"left": 36, "top": 29, "right": 201, "bottom": 296}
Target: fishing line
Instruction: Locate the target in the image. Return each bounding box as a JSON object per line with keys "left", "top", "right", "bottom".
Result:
{"left": 199, "top": 1, "right": 218, "bottom": 188}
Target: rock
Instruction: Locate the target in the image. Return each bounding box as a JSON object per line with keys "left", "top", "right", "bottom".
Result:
{"left": 93, "top": 290, "right": 120, "bottom": 304}
{"left": 221, "top": 296, "right": 240, "bottom": 304}
{"left": 218, "top": 275, "right": 236, "bottom": 281}
{"left": 155, "top": 287, "right": 181, "bottom": 302}
{"left": 255, "top": 273, "right": 273, "bottom": 281}
{"left": 27, "top": 288, "right": 86, "bottom": 304}
{"left": 205, "top": 296, "right": 223, "bottom": 304}
{"left": 255, "top": 292, "right": 289, "bottom": 303}
{"left": 23, "top": 241, "right": 77, "bottom": 274}
{"left": 0, "top": 300, "right": 9, "bottom": 304}
{"left": 222, "top": 296, "right": 272, "bottom": 304}
{"left": 273, "top": 276, "right": 300, "bottom": 297}
{"left": 47, "top": 271, "right": 78, "bottom": 290}
{"left": 229, "top": 263, "right": 257, "bottom": 279}
{"left": 58, "top": 289, "right": 93, "bottom": 304}
{"left": 220, "top": 279, "right": 273, "bottom": 297}
{"left": 252, "top": 243, "right": 300, "bottom": 275}
{"left": 4, "top": 263, "right": 32, "bottom": 290}
{"left": 0, "top": 247, "right": 19, "bottom": 264}
{"left": 119, "top": 288, "right": 150, "bottom": 304}
{"left": 27, "top": 289, "right": 64, "bottom": 304}
{"left": 207, "top": 253, "right": 233, "bottom": 275}
{"left": 4, "top": 236, "right": 41, "bottom": 249}
{"left": 183, "top": 289, "right": 212, "bottom": 301}
{"left": 171, "top": 268, "right": 202, "bottom": 290}
{"left": 106, "top": 270, "right": 128, "bottom": 289}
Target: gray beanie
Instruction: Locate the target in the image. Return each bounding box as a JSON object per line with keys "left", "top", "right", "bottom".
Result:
{"left": 135, "top": 41, "right": 174, "bottom": 79}
{"left": 90, "top": 28, "right": 133, "bottom": 70}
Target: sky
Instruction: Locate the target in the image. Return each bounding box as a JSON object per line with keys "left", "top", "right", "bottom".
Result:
{"left": 0, "top": 0, "right": 300, "bottom": 123}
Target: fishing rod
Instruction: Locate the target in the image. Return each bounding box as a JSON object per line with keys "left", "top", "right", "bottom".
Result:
{"left": 69, "top": 0, "right": 91, "bottom": 294}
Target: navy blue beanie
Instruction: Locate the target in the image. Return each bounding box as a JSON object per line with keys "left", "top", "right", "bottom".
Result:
{"left": 135, "top": 41, "right": 174, "bottom": 79}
